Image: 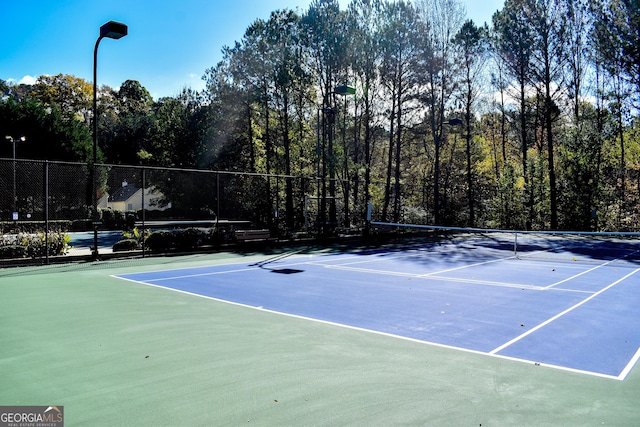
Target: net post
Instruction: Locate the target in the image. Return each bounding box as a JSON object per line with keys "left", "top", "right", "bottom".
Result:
{"left": 514, "top": 232, "right": 518, "bottom": 257}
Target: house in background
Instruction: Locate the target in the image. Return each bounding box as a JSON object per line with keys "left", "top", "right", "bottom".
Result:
{"left": 107, "top": 180, "right": 170, "bottom": 212}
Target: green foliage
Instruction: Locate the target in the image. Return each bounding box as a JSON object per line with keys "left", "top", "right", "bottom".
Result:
{"left": 0, "top": 221, "right": 73, "bottom": 234}
{"left": 112, "top": 239, "right": 139, "bottom": 252}
{"left": 123, "top": 227, "right": 141, "bottom": 240}
{"left": 101, "top": 209, "right": 125, "bottom": 230}
{"left": 0, "top": 97, "right": 92, "bottom": 162}
{"left": 591, "top": 0, "right": 640, "bottom": 96}
{"left": 143, "top": 228, "right": 209, "bottom": 252}
{"left": 143, "top": 230, "right": 175, "bottom": 252}
{"left": 0, "top": 231, "right": 71, "bottom": 259}
{"left": 0, "top": 245, "right": 27, "bottom": 259}
{"left": 122, "top": 227, "right": 145, "bottom": 249}
{"left": 29, "top": 74, "right": 93, "bottom": 118}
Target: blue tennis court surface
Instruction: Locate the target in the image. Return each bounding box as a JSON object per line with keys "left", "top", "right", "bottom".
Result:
{"left": 115, "top": 241, "right": 640, "bottom": 380}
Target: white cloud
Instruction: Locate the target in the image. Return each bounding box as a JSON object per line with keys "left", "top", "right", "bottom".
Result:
{"left": 18, "top": 75, "right": 38, "bottom": 85}
{"left": 5, "top": 75, "right": 39, "bottom": 85}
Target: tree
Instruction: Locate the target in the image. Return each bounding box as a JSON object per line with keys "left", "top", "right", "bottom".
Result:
{"left": 559, "top": 0, "right": 601, "bottom": 229}
{"left": 100, "top": 80, "right": 154, "bottom": 164}
{"left": 212, "top": 10, "right": 312, "bottom": 230}
{"left": 203, "top": 59, "right": 254, "bottom": 171}
{"left": 148, "top": 89, "right": 207, "bottom": 168}
{"left": 492, "top": 0, "right": 535, "bottom": 229}
{"left": 30, "top": 74, "right": 93, "bottom": 121}
{"left": 525, "top": 0, "right": 569, "bottom": 230}
{"left": 347, "top": 0, "right": 384, "bottom": 229}
{"left": 591, "top": 0, "right": 639, "bottom": 227}
{"left": 378, "top": 0, "right": 425, "bottom": 222}
{"left": 0, "top": 96, "right": 92, "bottom": 163}
{"left": 266, "top": 10, "right": 306, "bottom": 229}
{"left": 417, "top": 0, "right": 465, "bottom": 225}
{"left": 210, "top": 40, "right": 261, "bottom": 173}
{"left": 453, "top": 19, "right": 488, "bottom": 226}
{"left": 303, "top": 0, "right": 349, "bottom": 231}
{"left": 592, "top": 0, "right": 640, "bottom": 106}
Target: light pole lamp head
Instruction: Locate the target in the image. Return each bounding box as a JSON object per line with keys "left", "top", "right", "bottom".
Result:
{"left": 446, "top": 118, "right": 463, "bottom": 126}
{"left": 5, "top": 135, "right": 26, "bottom": 142}
{"left": 335, "top": 84, "right": 356, "bottom": 96}
{"left": 100, "top": 21, "right": 128, "bottom": 39}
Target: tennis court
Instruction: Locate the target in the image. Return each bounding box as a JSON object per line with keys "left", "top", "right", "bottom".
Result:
{"left": 2, "top": 232, "right": 640, "bottom": 425}
{"left": 116, "top": 233, "right": 640, "bottom": 380}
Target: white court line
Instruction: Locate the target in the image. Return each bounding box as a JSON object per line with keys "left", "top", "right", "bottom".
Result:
{"left": 324, "top": 263, "right": 594, "bottom": 293}
{"left": 320, "top": 250, "right": 518, "bottom": 277}
{"left": 113, "top": 254, "right": 317, "bottom": 282}
{"left": 323, "top": 261, "right": 528, "bottom": 286}
{"left": 619, "top": 347, "right": 640, "bottom": 381}
{"left": 113, "top": 274, "right": 624, "bottom": 380}
{"left": 490, "top": 267, "right": 640, "bottom": 355}
{"left": 544, "top": 253, "right": 637, "bottom": 290}
{"left": 417, "top": 256, "right": 517, "bottom": 277}
{"left": 132, "top": 266, "right": 261, "bottom": 282}
{"left": 423, "top": 275, "right": 593, "bottom": 293}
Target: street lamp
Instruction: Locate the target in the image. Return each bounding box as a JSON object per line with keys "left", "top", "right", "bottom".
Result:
{"left": 334, "top": 85, "right": 356, "bottom": 96}
{"left": 93, "top": 21, "right": 127, "bottom": 164}
{"left": 92, "top": 20, "right": 127, "bottom": 258}
{"left": 5, "top": 135, "right": 26, "bottom": 219}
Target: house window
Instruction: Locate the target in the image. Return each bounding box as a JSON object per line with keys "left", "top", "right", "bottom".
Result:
{"left": 127, "top": 203, "right": 133, "bottom": 211}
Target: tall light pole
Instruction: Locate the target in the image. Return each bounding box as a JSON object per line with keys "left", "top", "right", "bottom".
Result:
{"left": 5, "top": 135, "right": 26, "bottom": 219}
{"left": 92, "top": 20, "right": 127, "bottom": 258}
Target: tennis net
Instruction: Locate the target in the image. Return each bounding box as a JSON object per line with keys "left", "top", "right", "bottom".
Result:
{"left": 371, "top": 222, "right": 640, "bottom": 266}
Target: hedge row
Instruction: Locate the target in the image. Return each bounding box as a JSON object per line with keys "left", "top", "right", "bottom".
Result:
{"left": 112, "top": 228, "right": 220, "bottom": 253}
{"left": 0, "top": 221, "right": 73, "bottom": 234}
{"left": 0, "top": 231, "right": 71, "bottom": 259}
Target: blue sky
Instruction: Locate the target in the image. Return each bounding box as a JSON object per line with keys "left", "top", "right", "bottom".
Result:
{"left": 1, "top": 0, "right": 503, "bottom": 100}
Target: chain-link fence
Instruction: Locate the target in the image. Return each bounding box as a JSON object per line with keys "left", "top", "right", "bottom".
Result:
{"left": 1, "top": 159, "right": 373, "bottom": 265}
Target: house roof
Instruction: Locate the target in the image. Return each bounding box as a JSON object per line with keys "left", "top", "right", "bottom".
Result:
{"left": 108, "top": 184, "right": 140, "bottom": 202}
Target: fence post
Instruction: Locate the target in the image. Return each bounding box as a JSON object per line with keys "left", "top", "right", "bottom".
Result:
{"left": 44, "top": 160, "right": 49, "bottom": 265}
{"left": 142, "top": 167, "right": 146, "bottom": 257}
{"left": 92, "top": 163, "right": 99, "bottom": 259}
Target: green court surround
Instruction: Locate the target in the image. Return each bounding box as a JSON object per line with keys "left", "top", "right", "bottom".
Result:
{"left": 1, "top": 252, "right": 638, "bottom": 426}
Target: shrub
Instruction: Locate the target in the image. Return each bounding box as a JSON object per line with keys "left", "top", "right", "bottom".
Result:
{"left": 113, "top": 239, "right": 139, "bottom": 252}
{"left": 174, "top": 228, "right": 206, "bottom": 250}
{"left": 100, "top": 209, "right": 127, "bottom": 230}
{"left": 143, "top": 228, "right": 208, "bottom": 252}
{"left": 23, "top": 232, "right": 71, "bottom": 258}
{"left": 0, "top": 220, "right": 72, "bottom": 234}
{"left": 0, "top": 231, "right": 71, "bottom": 259}
{"left": 144, "top": 230, "right": 175, "bottom": 252}
{"left": 0, "top": 245, "right": 27, "bottom": 259}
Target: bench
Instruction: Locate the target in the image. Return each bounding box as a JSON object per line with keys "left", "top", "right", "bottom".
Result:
{"left": 235, "top": 229, "right": 271, "bottom": 242}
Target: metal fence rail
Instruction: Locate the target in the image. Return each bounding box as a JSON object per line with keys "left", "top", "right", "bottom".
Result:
{"left": 0, "top": 159, "right": 337, "bottom": 264}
